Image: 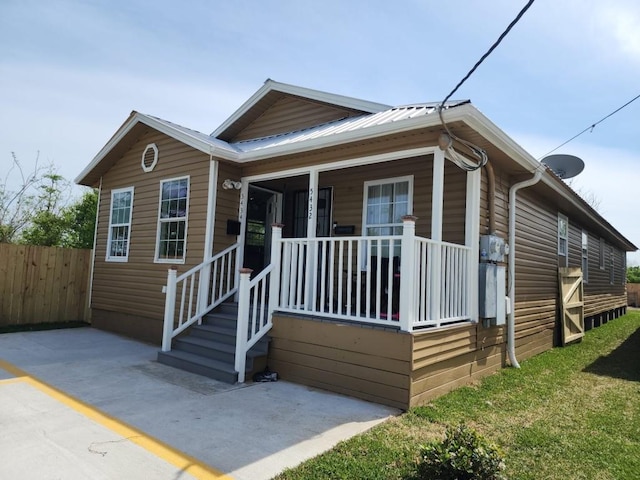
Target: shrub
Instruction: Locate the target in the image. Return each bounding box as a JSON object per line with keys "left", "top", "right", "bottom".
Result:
{"left": 416, "top": 424, "right": 506, "bottom": 480}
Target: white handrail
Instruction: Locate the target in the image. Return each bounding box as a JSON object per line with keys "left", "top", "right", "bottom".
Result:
{"left": 236, "top": 264, "right": 275, "bottom": 382}
{"left": 161, "top": 243, "right": 239, "bottom": 352}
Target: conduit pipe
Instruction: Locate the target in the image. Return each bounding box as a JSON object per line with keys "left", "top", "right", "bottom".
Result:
{"left": 484, "top": 161, "right": 496, "bottom": 234}
{"left": 507, "top": 167, "right": 544, "bottom": 368}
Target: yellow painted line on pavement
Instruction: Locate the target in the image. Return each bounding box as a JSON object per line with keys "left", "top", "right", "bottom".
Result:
{"left": 0, "top": 359, "right": 233, "bottom": 480}
{"left": 0, "top": 377, "right": 26, "bottom": 385}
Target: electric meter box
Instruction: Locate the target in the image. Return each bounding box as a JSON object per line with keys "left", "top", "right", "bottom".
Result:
{"left": 479, "top": 234, "right": 508, "bottom": 263}
{"left": 479, "top": 262, "right": 506, "bottom": 325}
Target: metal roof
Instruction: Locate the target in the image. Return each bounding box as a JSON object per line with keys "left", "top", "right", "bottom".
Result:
{"left": 231, "top": 101, "right": 470, "bottom": 153}
{"left": 146, "top": 115, "right": 240, "bottom": 155}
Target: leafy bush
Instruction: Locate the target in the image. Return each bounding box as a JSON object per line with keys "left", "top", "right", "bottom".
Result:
{"left": 416, "top": 424, "right": 506, "bottom": 480}
{"left": 627, "top": 266, "right": 640, "bottom": 283}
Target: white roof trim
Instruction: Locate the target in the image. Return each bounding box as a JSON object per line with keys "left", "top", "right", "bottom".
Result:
{"left": 210, "top": 79, "right": 391, "bottom": 137}
{"left": 75, "top": 112, "right": 238, "bottom": 184}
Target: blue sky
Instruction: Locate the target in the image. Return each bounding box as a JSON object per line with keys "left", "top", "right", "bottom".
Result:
{"left": 1, "top": 0, "right": 639, "bottom": 263}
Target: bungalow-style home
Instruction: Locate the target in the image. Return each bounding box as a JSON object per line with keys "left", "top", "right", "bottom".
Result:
{"left": 76, "top": 80, "right": 636, "bottom": 409}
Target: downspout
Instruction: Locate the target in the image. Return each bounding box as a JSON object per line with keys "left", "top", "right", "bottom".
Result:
{"left": 508, "top": 167, "right": 543, "bottom": 368}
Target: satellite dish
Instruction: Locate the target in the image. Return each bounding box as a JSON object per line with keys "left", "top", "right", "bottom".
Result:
{"left": 541, "top": 154, "right": 584, "bottom": 179}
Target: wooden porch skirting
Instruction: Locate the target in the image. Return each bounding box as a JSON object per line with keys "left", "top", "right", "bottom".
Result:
{"left": 268, "top": 314, "right": 507, "bottom": 410}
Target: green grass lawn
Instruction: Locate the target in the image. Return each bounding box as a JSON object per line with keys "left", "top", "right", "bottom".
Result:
{"left": 274, "top": 311, "right": 640, "bottom": 480}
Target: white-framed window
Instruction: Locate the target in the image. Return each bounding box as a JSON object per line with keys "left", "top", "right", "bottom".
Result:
{"left": 155, "top": 176, "right": 189, "bottom": 263}
{"left": 581, "top": 231, "right": 588, "bottom": 283}
{"left": 558, "top": 214, "right": 568, "bottom": 264}
{"left": 622, "top": 253, "right": 627, "bottom": 286}
{"left": 362, "top": 175, "right": 413, "bottom": 258}
{"left": 599, "top": 237, "right": 605, "bottom": 269}
{"left": 106, "top": 187, "right": 134, "bottom": 262}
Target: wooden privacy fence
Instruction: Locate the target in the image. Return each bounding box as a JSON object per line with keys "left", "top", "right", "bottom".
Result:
{"left": 0, "top": 244, "right": 92, "bottom": 327}
{"left": 628, "top": 283, "right": 640, "bottom": 307}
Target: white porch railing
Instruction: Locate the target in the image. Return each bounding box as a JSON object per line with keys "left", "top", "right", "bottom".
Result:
{"left": 412, "top": 238, "right": 472, "bottom": 328}
{"left": 235, "top": 225, "right": 282, "bottom": 382}
{"left": 273, "top": 217, "right": 472, "bottom": 331}
{"left": 161, "top": 243, "right": 239, "bottom": 352}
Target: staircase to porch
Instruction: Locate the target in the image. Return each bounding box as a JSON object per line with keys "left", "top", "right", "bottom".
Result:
{"left": 157, "top": 302, "right": 270, "bottom": 383}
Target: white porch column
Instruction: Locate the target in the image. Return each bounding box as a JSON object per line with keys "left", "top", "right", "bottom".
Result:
{"left": 399, "top": 215, "right": 418, "bottom": 332}
{"left": 234, "top": 180, "right": 249, "bottom": 301}
{"left": 430, "top": 148, "right": 445, "bottom": 320}
{"left": 465, "top": 168, "right": 481, "bottom": 321}
{"left": 305, "top": 169, "right": 319, "bottom": 309}
{"left": 268, "top": 223, "right": 283, "bottom": 318}
{"left": 199, "top": 157, "right": 219, "bottom": 318}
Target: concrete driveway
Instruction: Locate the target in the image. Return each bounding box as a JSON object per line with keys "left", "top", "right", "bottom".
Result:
{"left": 0, "top": 327, "right": 398, "bottom": 480}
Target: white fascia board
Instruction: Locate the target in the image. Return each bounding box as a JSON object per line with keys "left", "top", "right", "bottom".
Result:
{"left": 75, "top": 112, "right": 139, "bottom": 184}
{"left": 75, "top": 112, "right": 239, "bottom": 184}
{"left": 211, "top": 79, "right": 391, "bottom": 137}
{"left": 457, "top": 108, "right": 634, "bottom": 247}
{"left": 539, "top": 174, "right": 634, "bottom": 249}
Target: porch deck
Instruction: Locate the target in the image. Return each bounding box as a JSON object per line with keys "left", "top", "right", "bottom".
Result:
{"left": 161, "top": 217, "right": 476, "bottom": 384}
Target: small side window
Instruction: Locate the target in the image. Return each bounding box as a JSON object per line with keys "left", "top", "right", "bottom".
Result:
{"left": 609, "top": 247, "right": 615, "bottom": 285}
{"left": 155, "top": 176, "right": 189, "bottom": 263}
{"left": 558, "top": 214, "right": 568, "bottom": 265}
{"left": 106, "top": 187, "right": 134, "bottom": 262}
{"left": 581, "top": 231, "right": 588, "bottom": 283}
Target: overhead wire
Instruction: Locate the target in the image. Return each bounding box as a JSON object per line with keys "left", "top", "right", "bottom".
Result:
{"left": 437, "top": 0, "right": 536, "bottom": 171}
{"left": 540, "top": 92, "right": 640, "bottom": 158}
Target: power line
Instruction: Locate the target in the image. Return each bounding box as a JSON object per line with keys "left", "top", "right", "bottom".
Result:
{"left": 540, "top": 93, "right": 640, "bottom": 158}
{"left": 437, "top": 0, "right": 536, "bottom": 172}
{"left": 441, "top": 0, "right": 536, "bottom": 106}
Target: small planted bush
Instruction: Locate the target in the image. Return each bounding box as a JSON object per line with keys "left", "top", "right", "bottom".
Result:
{"left": 416, "top": 424, "right": 506, "bottom": 480}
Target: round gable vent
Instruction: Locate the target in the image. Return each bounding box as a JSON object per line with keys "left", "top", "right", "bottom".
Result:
{"left": 141, "top": 143, "right": 158, "bottom": 172}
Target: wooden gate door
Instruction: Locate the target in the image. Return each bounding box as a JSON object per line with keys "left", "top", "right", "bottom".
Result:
{"left": 558, "top": 267, "right": 584, "bottom": 345}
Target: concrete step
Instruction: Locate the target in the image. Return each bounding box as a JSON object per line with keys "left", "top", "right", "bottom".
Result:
{"left": 215, "top": 301, "right": 239, "bottom": 316}
{"left": 157, "top": 300, "right": 271, "bottom": 384}
{"left": 203, "top": 312, "right": 237, "bottom": 330}
{"left": 157, "top": 350, "right": 238, "bottom": 384}
{"left": 173, "top": 336, "right": 235, "bottom": 363}
{"left": 190, "top": 324, "right": 236, "bottom": 344}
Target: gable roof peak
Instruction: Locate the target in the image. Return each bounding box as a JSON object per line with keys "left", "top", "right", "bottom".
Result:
{"left": 211, "top": 79, "right": 391, "bottom": 140}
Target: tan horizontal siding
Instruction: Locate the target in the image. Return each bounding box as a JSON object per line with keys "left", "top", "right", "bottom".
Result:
{"left": 515, "top": 328, "right": 554, "bottom": 362}
{"left": 513, "top": 191, "right": 558, "bottom": 300}
{"left": 442, "top": 163, "right": 467, "bottom": 244}
{"left": 411, "top": 324, "right": 476, "bottom": 370}
{"left": 233, "top": 96, "right": 361, "bottom": 142}
{"left": 567, "top": 222, "right": 582, "bottom": 269}
{"left": 584, "top": 292, "right": 627, "bottom": 318}
{"left": 268, "top": 315, "right": 412, "bottom": 409}
{"left": 92, "top": 130, "right": 211, "bottom": 333}
{"left": 513, "top": 299, "right": 556, "bottom": 359}
{"left": 410, "top": 344, "right": 505, "bottom": 407}
{"left": 92, "top": 308, "right": 161, "bottom": 344}
{"left": 213, "top": 161, "right": 243, "bottom": 254}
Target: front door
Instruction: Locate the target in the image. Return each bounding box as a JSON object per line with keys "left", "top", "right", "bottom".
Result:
{"left": 243, "top": 186, "right": 282, "bottom": 274}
